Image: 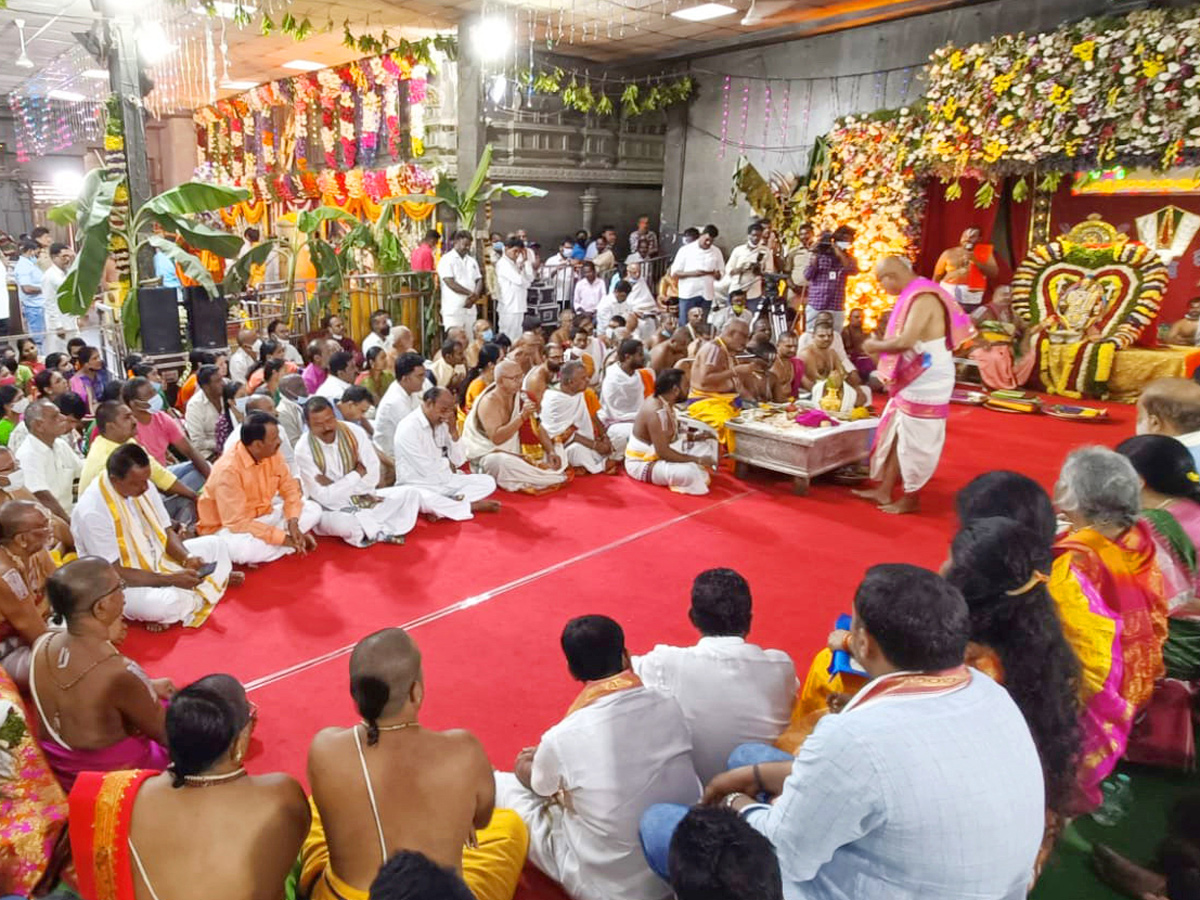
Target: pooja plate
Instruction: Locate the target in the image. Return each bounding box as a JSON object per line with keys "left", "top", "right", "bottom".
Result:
{"left": 951, "top": 389, "right": 988, "bottom": 405}
{"left": 1044, "top": 404, "right": 1108, "bottom": 421}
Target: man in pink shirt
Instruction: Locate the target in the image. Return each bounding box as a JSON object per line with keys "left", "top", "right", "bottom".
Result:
{"left": 410, "top": 229, "right": 439, "bottom": 272}
{"left": 122, "top": 377, "right": 211, "bottom": 493}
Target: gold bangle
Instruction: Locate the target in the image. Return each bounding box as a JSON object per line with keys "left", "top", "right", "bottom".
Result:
{"left": 841, "top": 633, "right": 852, "bottom": 654}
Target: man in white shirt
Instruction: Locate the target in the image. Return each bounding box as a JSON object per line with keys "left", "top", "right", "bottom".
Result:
{"left": 315, "top": 350, "right": 357, "bottom": 403}
{"left": 228, "top": 327, "right": 259, "bottom": 385}
{"left": 276, "top": 374, "right": 307, "bottom": 446}
{"left": 641, "top": 564, "right": 1045, "bottom": 900}
{"left": 573, "top": 262, "right": 605, "bottom": 316}
{"left": 184, "top": 364, "right": 225, "bottom": 460}
{"left": 598, "top": 338, "right": 652, "bottom": 458}
{"left": 497, "top": 615, "right": 701, "bottom": 900}
{"left": 495, "top": 237, "right": 536, "bottom": 342}
{"left": 544, "top": 237, "right": 578, "bottom": 309}
{"left": 633, "top": 568, "right": 796, "bottom": 783}
{"left": 670, "top": 225, "right": 724, "bottom": 327}
{"left": 41, "top": 243, "right": 77, "bottom": 356}
{"left": 596, "top": 281, "right": 640, "bottom": 338}
{"left": 267, "top": 319, "right": 305, "bottom": 366}
{"left": 16, "top": 399, "right": 83, "bottom": 521}
{"left": 1135, "top": 377, "right": 1200, "bottom": 471}
{"left": 436, "top": 230, "right": 483, "bottom": 332}
{"left": 393, "top": 387, "right": 499, "bottom": 521}
{"left": 373, "top": 352, "right": 428, "bottom": 459}
{"left": 294, "top": 396, "right": 421, "bottom": 547}
{"left": 724, "top": 223, "right": 776, "bottom": 313}
{"left": 361, "top": 310, "right": 392, "bottom": 357}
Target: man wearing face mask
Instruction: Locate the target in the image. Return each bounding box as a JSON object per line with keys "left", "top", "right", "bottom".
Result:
{"left": 671, "top": 225, "right": 725, "bottom": 329}
{"left": 725, "top": 223, "right": 776, "bottom": 314}
{"left": 933, "top": 227, "right": 999, "bottom": 313}
{"left": 80, "top": 401, "right": 201, "bottom": 527}
{"left": 123, "top": 378, "right": 211, "bottom": 495}
{"left": 464, "top": 319, "right": 496, "bottom": 370}
{"left": 496, "top": 237, "right": 536, "bottom": 343}
{"left": 802, "top": 226, "right": 859, "bottom": 334}
{"left": 361, "top": 310, "right": 393, "bottom": 357}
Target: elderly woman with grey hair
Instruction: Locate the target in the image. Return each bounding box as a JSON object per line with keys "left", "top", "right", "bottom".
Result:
{"left": 1050, "top": 445, "right": 1168, "bottom": 814}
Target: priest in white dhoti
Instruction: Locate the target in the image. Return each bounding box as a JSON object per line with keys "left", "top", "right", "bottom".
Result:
{"left": 462, "top": 360, "right": 568, "bottom": 494}
{"left": 854, "top": 257, "right": 975, "bottom": 515}
{"left": 71, "top": 444, "right": 236, "bottom": 629}
{"left": 539, "top": 361, "right": 620, "bottom": 475}
{"left": 295, "top": 396, "right": 421, "bottom": 547}
{"left": 393, "top": 387, "right": 500, "bottom": 520}
{"left": 624, "top": 262, "right": 661, "bottom": 343}
{"left": 625, "top": 369, "right": 717, "bottom": 496}
{"left": 599, "top": 339, "right": 655, "bottom": 454}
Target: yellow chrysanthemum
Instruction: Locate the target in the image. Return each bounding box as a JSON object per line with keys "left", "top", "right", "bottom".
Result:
{"left": 1071, "top": 40, "right": 1096, "bottom": 62}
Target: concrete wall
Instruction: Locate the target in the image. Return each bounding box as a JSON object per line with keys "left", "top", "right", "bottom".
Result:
{"left": 662, "top": 0, "right": 1116, "bottom": 256}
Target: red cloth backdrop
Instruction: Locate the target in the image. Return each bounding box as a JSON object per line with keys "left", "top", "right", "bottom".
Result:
{"left": 918, "top": 178, "right": 1200, "bottom": 336}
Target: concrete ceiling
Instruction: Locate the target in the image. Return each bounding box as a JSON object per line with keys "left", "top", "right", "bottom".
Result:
{"left": 0, "top": 0, "right": 981, "bottom": 104}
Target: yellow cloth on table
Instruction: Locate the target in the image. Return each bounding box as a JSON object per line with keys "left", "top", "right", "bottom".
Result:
{"left": 1109, "top": 345, "right": 1200, "bottom": 402}
{"left": 300, "top": 799, "right": 528, "bottom": 900}
{"left": 687, "top": 390, "right": 740, "bottom": 451}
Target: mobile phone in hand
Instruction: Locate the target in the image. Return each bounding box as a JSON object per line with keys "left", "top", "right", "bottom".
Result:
{"left": 195, "top": 561, "right": 218, "bottom": 578}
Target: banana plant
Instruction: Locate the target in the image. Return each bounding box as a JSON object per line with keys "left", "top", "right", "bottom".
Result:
{"left": 48, "top": 170, "right": 249, "bottom": 347}
{"left": 388, "top": 143, "right": 546, "bottom": 231}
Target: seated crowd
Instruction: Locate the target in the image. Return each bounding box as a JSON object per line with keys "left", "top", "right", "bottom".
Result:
{"left": 6, "top": 313, "right": 1200, "bottom": 900}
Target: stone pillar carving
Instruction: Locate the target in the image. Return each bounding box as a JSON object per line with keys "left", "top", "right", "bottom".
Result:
{"left": 579, "top": 187, "right": 599, "bottom": 234}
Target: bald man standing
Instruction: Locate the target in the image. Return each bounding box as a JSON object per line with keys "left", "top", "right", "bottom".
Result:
{"left": 853, "top": 257, "right": 975, "bottom": 514}
{"left": 302, "top": 628, "right": 528, "bottom": 900}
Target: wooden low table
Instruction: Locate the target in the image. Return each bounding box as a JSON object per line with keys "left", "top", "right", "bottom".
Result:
{"left": 726, "top": 414, "right": 878, "bottom": 495}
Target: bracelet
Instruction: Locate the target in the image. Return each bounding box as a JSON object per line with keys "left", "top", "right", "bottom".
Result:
{"left": 841, "top": 632, "right": 853, "bottom": 654}
{"left": 723, "top": 792, "right": 744, "bottom": 810}
{"left": 753, "top": 763, "right": 765, "bottom": 796}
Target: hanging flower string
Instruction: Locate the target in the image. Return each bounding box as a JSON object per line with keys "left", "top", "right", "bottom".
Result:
{"left": 719, "top": 75, "right": 731, "bottom": 161}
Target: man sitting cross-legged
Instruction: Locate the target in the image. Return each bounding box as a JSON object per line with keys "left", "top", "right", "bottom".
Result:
{"left": 639, "top": 563, "right": 1045, "bottom": 900}
{"left": 600, "top": 338, "right": 655, "bottom": 454}
{"left": 296, "top": 397, "right": 421, "bottom": 548}
{"left": 29, "top": 556, "right": 174, "bottom": 790}
{"left": 393, "top": 387, "right": 500, "bottom": 521}
{"left": 81, "top": 400, "right": 201, "bottom": 527}
{"left": 634, "top": 568, "right": 797, "bottom": 784}
{"left": 625, "top": 369, "right": 717, "bottom": 496}
{"left": 496, "top": 615, "right": 701, "bottom": 900}
{"left": 68, "top": 674, "right": 311, "bottom": 900}
{"left": 0, "top": 499, "right": 56, "bottom": 688}
{"left": 688, "top": 319, "right": 751, "bottom": 449}
{"left": 374, "top": 352, "right": 429, "bottom": 462}
{"left": 225, "top": 393, "right": 300, "bottom": 478}
{"left": 73, "top": 444, "right": 238, "bottom": 630}
{"left": 540, "top": 360, "right": 620, "bottom": 475}
{"left": 302, "top": 628, "right": 529, "bottom": 900}
{"left": 196, "top": 411, "right": 321, "bottom": 565}
{"left": 462, "top": 360, "right": 567, "bottom": 494}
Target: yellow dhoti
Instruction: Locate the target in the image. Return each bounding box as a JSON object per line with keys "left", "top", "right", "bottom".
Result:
{"left": 687, "top": 390, "right": 740, "bottom": 451}
{"left": 300, "top": 800, "right": 529, "bottom": 900}
{"left": 775, "top": 648, "right": 867, "bottom": 754}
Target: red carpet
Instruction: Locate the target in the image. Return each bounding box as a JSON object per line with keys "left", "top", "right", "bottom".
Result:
{"left": 122, "top": 399, "right": 1137, "bottom": 898}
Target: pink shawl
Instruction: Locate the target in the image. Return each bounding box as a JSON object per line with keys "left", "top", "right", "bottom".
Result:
{"left": 875, "top": 277, "right": 976, "bottom": 393}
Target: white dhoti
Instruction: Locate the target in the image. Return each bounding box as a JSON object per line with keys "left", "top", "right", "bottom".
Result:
{"left": 599, "top": 366, "right": 652, "bottom": 460}
{"left": 216, "top": 498, "right": 324, "bottom": 564}
{"left": 121, "top": 534, "right": 234, "bottom": 626}
{"left": 463, "top": 384, "right": 569, "bottom": 494}
{"left": 494, "top": 773, "right": 572, "bottom": 893}
{"left": 624, "top": 433, "right": 714, "bottom": 495}
{"left": 499, "top": 311, "right": 525, "bottom": 343}
{"left": 411, "top": 473, "right": 497, "bottom": 521}
{"left": 606, "top": 422, "right": 633, "bottom": 456}
{"left": 870, "top": 340, "right": 955, "bottom": 493}
{"left": 939, "top": 281, "right": 984, "bottom": 311}
{"left": 541, "top": 388, "right": 618, "bottom": 476}
{"left": 312, "top": 486, "right": 422, "bottom": 547}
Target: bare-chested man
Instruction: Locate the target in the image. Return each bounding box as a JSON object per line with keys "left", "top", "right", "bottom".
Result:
{"left": 650, "top": 328, "right": 691, "bottom": 374}
{"left": 71, "top": 673, "right": 311, "bottom": 900}
{"left": 463, "top": 360, "right": 567, "bottom": 493}
{"left": 800, "top": 316, "right": 869, "bottom": 406}
{"left": 518, "top": 330, "right": 546, "bottom": 368}
{"left": 771, "top": 332, "right": 801, "bottom": 400}
{"left": 549, "top": 309, "right": 575, "bottom": 348}
{"left": 0, "top": 500, "right": 56, "bottom": 687}
{"left": 738, "top": 343, "right": 781, "bottom": 403}
{"left": 624, "top": 368, "right": 717, "bottom": 495}
{"left": 524, "top": 342, "right": 564, "bottom": 406}
{"left": 853, "top": 256, "right": 969, "bottom": 514}
{"left": 303, "top": 628, "right": 528, "bottom": 900}
{"left": 29, "top": 556, "right": 174, "bottom": 789}
{"left": 1165, "top": 297, "right": 1200, "bottom": 346}
{"left": 932, "top": 226, "right": 999, "bottom": 313}
{"left": 688, "top": 319, "right": 751, "bottom": 449}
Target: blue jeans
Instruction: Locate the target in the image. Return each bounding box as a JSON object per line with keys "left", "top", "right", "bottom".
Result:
{"left": 21, "top": 302, "right": 45, "bottom": 349}
{"left": 639, "top": 742, "right": 794, "bottom": 879}
{"left": 168, "top": 461, "right": 207, "bottom": 492}
{"left": 677, "top": 296, "right": 711, "bottom": 327}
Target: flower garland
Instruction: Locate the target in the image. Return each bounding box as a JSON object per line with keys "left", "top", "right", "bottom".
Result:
{"left": 361, "top": 91, "right": 382, "bottom": 168}
{"left": 243, "top": 113, "right": 257, "bottom": 179}
{"left": 339, "top": 85, "right": 357, "bottom": 168}
{"left": 103, "top": 96, "right": 131, "bottom": 284}
{"left": 229, "top": 116, "right": 244, "bottom": 183}
{"left": 920, "top": 7, "right": 1200, "bottom": 180}
{"left": 408, "top": 65, "right": 428, "bottom": 157}
{"left": 261, "top": 112, "right": 275, "bottom": 171}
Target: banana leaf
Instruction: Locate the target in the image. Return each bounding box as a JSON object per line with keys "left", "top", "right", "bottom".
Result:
{"left": 147, "top": 235, "right": 218, "bottom": 298}
{"left": 308, "top": 237, "right": 344, "bottom": 307}
{"left": 222, "top": 239, "right": 279, "bottom": 294}
{"left": 56, "top": 185, "right": 116, "bottom": 316}
{"left": 297, "top": 206, "right": 357, "bottom": 234}
{"left": 140, "top": 182, "right": 250, "bottom": 218}
{"left": 463, "top": 143, "right": 494, "bottom": 209}
{"left": 122, "top": 289, "right": 141, "bottom": 349}
{"left": 482, "top": 184, "right": 548, "bottom": 201}
{"left": 143, "top": 211, "right": 243, "bottom": 258}
{"left": 733, "top": 159, "right": 778, "bottom": 220}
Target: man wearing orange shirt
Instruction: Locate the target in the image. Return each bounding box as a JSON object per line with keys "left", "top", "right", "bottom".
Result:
{"left": 196, "top": 411, "right": 321, "bottom": 565}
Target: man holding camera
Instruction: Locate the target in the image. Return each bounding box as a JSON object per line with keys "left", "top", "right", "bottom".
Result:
{"left": 725, "top": 223, "right": 776, "bottom": 315}
{"left": 802, "top": 226, "right": 859, "bottom": 334}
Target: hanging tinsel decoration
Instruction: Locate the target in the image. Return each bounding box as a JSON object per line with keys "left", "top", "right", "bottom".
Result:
{"left": 719, "top": 75, "right": 731, "bottom": 161}
{"left": 738, "top": 80, "right": 750, "bottom": 155}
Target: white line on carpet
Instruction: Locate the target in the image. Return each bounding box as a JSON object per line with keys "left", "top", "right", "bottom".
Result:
{"left": 245, "top": 490, "right": 754, "bottom": 693}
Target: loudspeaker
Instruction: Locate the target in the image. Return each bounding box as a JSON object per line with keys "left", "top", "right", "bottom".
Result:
{"left": 183, "top": 287, "right": 228, "bottom": 349}
{"left": 137, "top": 287, "right": 183, "bottom": 354}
